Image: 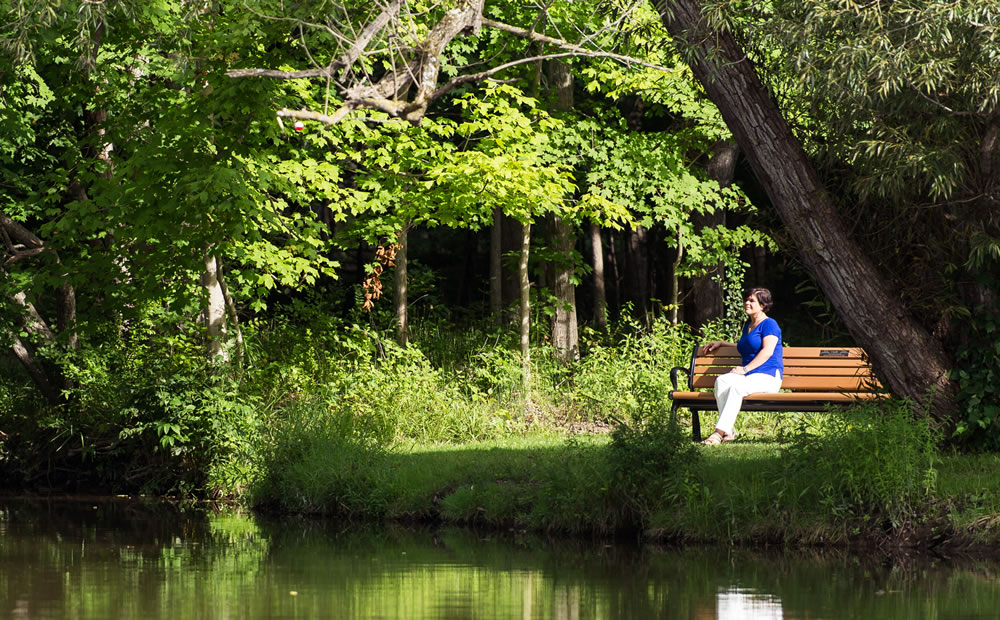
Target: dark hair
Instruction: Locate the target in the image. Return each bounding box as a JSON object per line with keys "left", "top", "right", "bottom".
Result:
{"left": 745, "top": 287, "right": 773, "bottom": 313}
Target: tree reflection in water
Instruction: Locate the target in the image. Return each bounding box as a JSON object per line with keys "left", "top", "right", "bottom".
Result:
{"left": 3, "top": 499, "right": 1000, "bottom": 619}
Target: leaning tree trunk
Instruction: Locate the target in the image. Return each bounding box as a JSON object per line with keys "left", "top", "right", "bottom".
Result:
{"left": 10, "top": 336, "right": 60, "bottom": 406}
{"left": 658, "top": 0, "right": 958, "bottom": 420}
{"left": 216, "top": 256, "right": 245, "bottom": 368}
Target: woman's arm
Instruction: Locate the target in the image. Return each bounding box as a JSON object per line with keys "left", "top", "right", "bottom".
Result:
{"left": 729, "top": 335, "right": 778, "bottom": 375}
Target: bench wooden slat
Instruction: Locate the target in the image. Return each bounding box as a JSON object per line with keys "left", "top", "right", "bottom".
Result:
{"left": 782, "top": 347, "right": 867, "bottom": 359}
{"left": 700, "top": 346, "right": 867, "bottom": 359}
{"left": 694, "top": 358, "right": 872, "bottom": 369}
{"left": 689, "top": 375, "right": 879, "bottom": 391}
{"left": 703, "top": 345, "right": 868, "bottom": 358}
{"left": 693, "top": 364, "right": 875, "bottom": 376}
{"left": 670, "top": 391, "right": 881, "bottom": 403}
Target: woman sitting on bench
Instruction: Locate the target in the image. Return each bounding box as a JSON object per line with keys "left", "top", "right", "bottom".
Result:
{"left": 699, "top": 287, "right": 784, "bottom": 445}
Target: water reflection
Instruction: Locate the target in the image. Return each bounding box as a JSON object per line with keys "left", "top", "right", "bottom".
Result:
{"left": 710, "top": 588, "right": 783, "bottom": 620}
{"left": 2, "top": 498, "right": 1000, "bottom": 619}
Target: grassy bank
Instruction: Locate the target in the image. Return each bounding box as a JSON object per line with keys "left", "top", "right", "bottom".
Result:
{"left": 248, "top": 401, "right": 1000, "bottom": 551}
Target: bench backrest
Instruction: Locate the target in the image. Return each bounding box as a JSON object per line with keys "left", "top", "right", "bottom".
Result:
{"left": 687, "top": 345, "right": 881, "bottom": 393}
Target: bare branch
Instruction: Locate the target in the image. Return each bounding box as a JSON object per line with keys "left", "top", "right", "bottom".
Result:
{"left": 481, "top": 18, "right": 673, "bottom": 73}
{"left": 335, "top": 0, "right": 403, "bottom": 79}
{"left": 226, "top": 67, "right": 333, "bottom": 80}
{"left": 230, "top": 4, "right": 671, "bottom": 126}
{"left": 279, "top": 106, "right": 361, "bottom": 124}
{"left": 427, "top": 51, "right": 599, "bottom": 101}
{"left": 228, "top": 0, "right": 403, "bottom": 81}
{"left": 240, "top": 1, "right": 352, "bottom": 46}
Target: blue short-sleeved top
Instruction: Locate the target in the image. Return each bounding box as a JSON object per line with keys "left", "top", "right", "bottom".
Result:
{"left": 737, "top": 317, "right": 783, "bottom": 378}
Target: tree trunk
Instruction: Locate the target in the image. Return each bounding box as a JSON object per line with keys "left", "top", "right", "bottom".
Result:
{"left": 2, "top": 214, "right": 69, "bottom": 395}
{"left": 58, "top": 282, "right": 78, "bottom": 351}
{"left": 608, "top": 231, "right": 622, "bottom": 315}
{"left": 546, "top": 59, "right": 579, "bottom": 361}
{"left": 519, "top": 222, "right": 531, "bottom": 395}
{"left": 6, "top": 291, "right": 61, "bottom": 405}
{"left": 670, "top": 226, "right": 683, "bottom": 325}
{"left": 395, "top": 228, "right": 409, "bottom": 347}
{"left": 590, "top": 223, "right": 608, "bottom": 329}
{"left": 11, "top": 335, "right": 60, "bottom": 407}
{"left": 216, "top": 256, "right": 245, "bottom": 368}
{"left": 502, "top": 212, "right": 522, "bottom": 310}
{"left": 625, "top": 225, "right": 650, "bottom": 321}
{"left": 550, "top": 215, "right": 579, "bottom": 360}
{"left": 490, "top": 207, "right": 503, "bottom": 325}
{"left": 201, "top": 251, "right": 228, "bottom": 359}
{"left": 658, "top": 0, "right": 958, "bottom": 420}
{"left": 691, "top": 140, "right": 737, "bottom": 326}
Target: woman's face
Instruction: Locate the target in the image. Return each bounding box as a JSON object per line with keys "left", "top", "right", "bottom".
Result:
{"left": 744, "top": 294, "right": 762, "bottom": 315}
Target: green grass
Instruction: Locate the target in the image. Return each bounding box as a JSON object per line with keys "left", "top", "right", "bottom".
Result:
{"left": 249, "top": 413, "right": 1000, "bottom": 550}
{"left": 935, "top": 452, "right": 1000, "bottom": 541}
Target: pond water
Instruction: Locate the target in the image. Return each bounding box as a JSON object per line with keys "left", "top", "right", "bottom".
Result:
{"left": 2, "top": 498, "right": 1000, "bottom": 619}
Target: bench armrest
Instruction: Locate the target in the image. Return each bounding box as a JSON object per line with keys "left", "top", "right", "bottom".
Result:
{"left": 670, "top": 366, "right": 689, "bottom": 391}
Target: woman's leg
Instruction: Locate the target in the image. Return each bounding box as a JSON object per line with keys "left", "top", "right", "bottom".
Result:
{"left": 713, "top": 372, "right": 782, "bottom": 435}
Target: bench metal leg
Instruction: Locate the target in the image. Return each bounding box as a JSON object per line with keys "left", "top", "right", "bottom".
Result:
{"left": 691, "top": 409, "right": 701, "bottom": 443}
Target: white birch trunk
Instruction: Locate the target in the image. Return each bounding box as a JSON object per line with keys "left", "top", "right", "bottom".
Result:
{"left": 519, "top": 222, "right": 531, "bottom": 394}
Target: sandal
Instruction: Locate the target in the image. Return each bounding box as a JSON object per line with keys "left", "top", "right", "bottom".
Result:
{"left": 702, "top": 431, "right": 724, "bottom": 445}
{"left": 701, "top": 430, "right": 737, "bottom": 445}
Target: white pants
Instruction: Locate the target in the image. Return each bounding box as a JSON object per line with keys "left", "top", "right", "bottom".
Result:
{"left": 713, "top": 370, "right": 782, "bottom": 435}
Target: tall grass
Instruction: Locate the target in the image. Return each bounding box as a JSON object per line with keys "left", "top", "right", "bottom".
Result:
{"left": 781, "top": 401, "right": 938, "bottom": 526}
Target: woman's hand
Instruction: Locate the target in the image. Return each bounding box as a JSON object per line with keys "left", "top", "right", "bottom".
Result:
{"left": 728, "top": 366, "right": 746, "bottom": 375}
{"left": 701, "top": 341, "right": 725, "bottom": 354}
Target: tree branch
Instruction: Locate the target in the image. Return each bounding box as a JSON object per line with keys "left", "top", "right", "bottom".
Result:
{"left": 228, "top": 5, "right": 671, "bottom": 127}
{"left": 0, "top": 211, "right": 44, "bottom": 250}
{"left": 427, "top": 49, "right": 672, "bottom": 103}
{"left": 228, "top": 0, "right": 403, "bottom": 81}
{"left": 337, "top": 0, "right": 403, "bottom": 78}
{"left": 3, "top": 247, "right": 45, "bottom": 265}
{"left": 482, "top": 18, "right": 674, "bottom": 73}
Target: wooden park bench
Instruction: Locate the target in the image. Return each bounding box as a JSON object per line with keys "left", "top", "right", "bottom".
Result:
{"left": 669, "top": 345, "right": 883, "bottom": 442}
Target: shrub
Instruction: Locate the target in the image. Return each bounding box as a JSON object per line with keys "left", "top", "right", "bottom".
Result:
{"left": 607, "top": 415, "right": 703, "bottom": 526}
{"left": 249, "top": 397, "right": 389, "bottom": 516}
{"left": 0, "top": 305, "right": 260, "bottom": 496}
{"left": 570, "top": 318, "right": 696, "bottom": 425}
{"left": 781, "top": 401, "right": 938, "bottom": 525}
{"left": 951, "top": 310, "right": 1000, "bottom": 450}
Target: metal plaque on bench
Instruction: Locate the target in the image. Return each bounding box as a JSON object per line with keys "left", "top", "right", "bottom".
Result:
{"left": 819, "top": 349, "right": 850, "bottom": 357}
